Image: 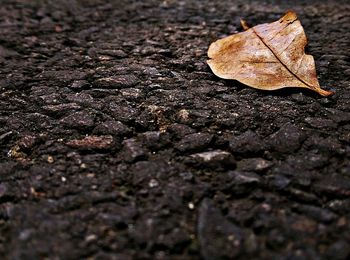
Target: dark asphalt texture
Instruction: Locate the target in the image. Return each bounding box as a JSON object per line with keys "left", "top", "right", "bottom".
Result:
{"left": 0, "top": 0, "right": 349, "bottom": 259}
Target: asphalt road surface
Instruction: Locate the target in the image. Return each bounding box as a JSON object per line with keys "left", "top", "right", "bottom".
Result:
{"left": 0, "top": 0, "right": 349, "bottom": 259}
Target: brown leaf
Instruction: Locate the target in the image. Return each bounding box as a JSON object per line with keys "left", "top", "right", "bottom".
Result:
{"left": 207, "top": 11, "right": 333, "bottom": 96}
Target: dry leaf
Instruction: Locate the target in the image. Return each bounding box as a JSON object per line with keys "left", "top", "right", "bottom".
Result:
{"left": 207, "top": 11, "right": 333, "bottom": 96}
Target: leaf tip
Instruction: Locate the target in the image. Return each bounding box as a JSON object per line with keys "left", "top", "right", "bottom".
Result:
{"left": 317, "top": 88, "right": 334, "bottom": 97}
{"left": 281, "top": 10, "right": 298, "bottom": 23}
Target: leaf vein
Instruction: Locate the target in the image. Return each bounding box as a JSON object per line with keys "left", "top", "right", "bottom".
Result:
{"left": 252, "top": 26, "right": 313, "bottom": 89}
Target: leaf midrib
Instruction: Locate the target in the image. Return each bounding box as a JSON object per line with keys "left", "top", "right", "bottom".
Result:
{"left": 251, "top": 25, "right": 315, "bottom": 89}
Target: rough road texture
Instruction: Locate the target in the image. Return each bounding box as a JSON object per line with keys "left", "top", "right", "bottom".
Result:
{"left": 0, "top": 0, "right": 349, "bottom": 259}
